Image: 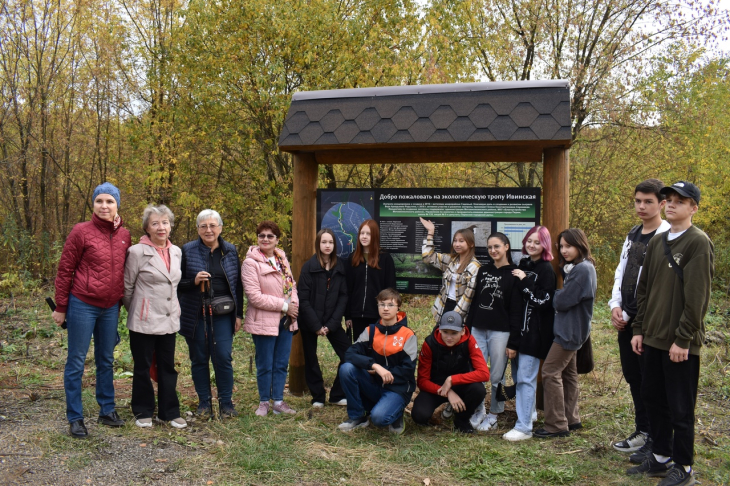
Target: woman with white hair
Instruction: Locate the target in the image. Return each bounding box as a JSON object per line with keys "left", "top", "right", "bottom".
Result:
{"left": 123, "top": 204, "right": 186, "bottom": 428}
{"left": 178, "top": 209, "right": 243, "bottom": 418}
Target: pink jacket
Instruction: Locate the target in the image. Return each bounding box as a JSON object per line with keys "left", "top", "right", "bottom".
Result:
{"left": 242, "top": 246, "right": 298, "bottom": 336}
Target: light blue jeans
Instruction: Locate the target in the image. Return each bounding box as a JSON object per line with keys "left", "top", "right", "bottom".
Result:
{"left": 471, "top": 328, "right": 510, "bottom": 414}
{"left": 512, "top": 353, "right": 540, "bottom": 433}
{"left": 64, "top": 294, "right": 120, "bottom": 422}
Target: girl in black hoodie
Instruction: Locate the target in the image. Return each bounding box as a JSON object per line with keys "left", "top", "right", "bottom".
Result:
{"left": 298, "top": 229, "right": 350, "bottom": 407}
{"left": 502, "top": 226, "right": 557, "bottom": 441}
{"left": 345, "top": 220, "right": 396, "bottom": 340}
{"left": 466, "top": 232, "right": 523, "bottom": 432}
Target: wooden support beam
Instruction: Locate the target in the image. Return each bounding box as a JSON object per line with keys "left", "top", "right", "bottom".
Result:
{"left": 289, "top": 152, "right": 318, "bottom": 396}
{"left": 313, "top": 144, "right": 552, "bottom": 165}
{"left": 542, "top": 147, "right": 570, "bottom": 279}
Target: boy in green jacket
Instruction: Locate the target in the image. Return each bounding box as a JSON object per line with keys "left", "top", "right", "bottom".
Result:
{"left": 628, "top": 181, "right": 714, "bottom": 486}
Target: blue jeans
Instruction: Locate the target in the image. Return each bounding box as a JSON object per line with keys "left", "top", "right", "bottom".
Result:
{"left": 340, "top": 362, "right": 407, "bottom": 426}
{"left": 185, "top": 314, "right": 234, "bottom": 408}
{"left": 64, "top": 294, "right": 120, "bottom": 422}
{"left": 251, "top": 329, "right": 293, "bottom": 402}
{"left": 513, "top": 353, "right": 540, "bottom": 433}
{"left": 471, "top": 328, "right": 510, "bottom": 414}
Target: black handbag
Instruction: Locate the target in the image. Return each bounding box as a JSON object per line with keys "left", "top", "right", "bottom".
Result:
{"left": 210, "top": 295, "right": 235, "bottom": 315}
{"left": 495, "top": 361, "right": 516, "bottom": 402}
{"left": 576, "top": 335, "right": 594, "bottom": 374}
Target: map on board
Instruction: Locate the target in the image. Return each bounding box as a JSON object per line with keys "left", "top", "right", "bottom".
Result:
{"left": 319, "top": 191, "right": 375, "bottom": 257}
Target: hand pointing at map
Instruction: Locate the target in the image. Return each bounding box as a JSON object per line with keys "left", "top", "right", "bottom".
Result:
{"left": 420, "top": 217, "right": 435, "bottom": 236}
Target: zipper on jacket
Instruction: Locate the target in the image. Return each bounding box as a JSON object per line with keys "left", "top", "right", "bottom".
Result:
{"left": 109, "top": 232, "right": 115, "bottom": 307}
{"left": 362, "top": 263, "right": 368, "bottom": 315}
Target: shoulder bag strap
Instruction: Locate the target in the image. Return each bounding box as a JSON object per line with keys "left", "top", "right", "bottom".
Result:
{"left": 662, "top": 232, "right": 684, "bottom": 283}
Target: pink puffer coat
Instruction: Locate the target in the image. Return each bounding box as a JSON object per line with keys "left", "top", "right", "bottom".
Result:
{"left": 242, "top": 246, "right": 298, "bottom": 336}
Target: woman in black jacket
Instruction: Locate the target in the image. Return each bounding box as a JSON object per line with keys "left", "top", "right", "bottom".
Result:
{"left": 298, "top": 229, "right": 350, "bottom": 407}
{"left": 345, "top": 219, "right": 397, "bottom": 340}
{"left": 503, "top": 226, "right": 557, "bottom": 441}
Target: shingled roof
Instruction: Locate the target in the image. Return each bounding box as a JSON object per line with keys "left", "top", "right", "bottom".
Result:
{"left": 278, "top": 80, "right": 571, "bottom": 151}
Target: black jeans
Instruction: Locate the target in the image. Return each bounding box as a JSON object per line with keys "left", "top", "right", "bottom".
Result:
{"left": 129, "top": 331, "right": 180, "bottom": 420}
{"left": 641, "top": 344, "right": 700, "bottom": 466}
{"left": 411, "top": 382, "right": 486, "bottom": 432}
{"left": 617, "top": 319, "right": 650, "bottom": 433}
{"left": 301, "top": 325, "right": 351, "bottom": 404}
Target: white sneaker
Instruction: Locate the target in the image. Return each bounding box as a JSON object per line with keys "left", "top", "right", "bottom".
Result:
{"left": 469, "top": 402, "right": 486, "bottom": 428}
{"left": 441, "top": 404, "right": 453, "bottom": 419}
{"left": 503, "top": 428, "right": 532, "bottom": 441}
{"left": 170, "top": 417, "right": 187, "bottom": 429}
{"left": 476, "top": 413, "right": 498, "bottom": 432}
{"left": 312, "top": 402, "right": 325, "bottom": 409}
{"left": 330, "top": 399, "right": 347, "bottom": 406}
{"left": 135, "top": 418, "right": 153, "bottom": 428}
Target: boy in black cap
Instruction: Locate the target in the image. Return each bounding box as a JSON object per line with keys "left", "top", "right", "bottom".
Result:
{"left": 411, "top": 311, "right": 490, "bottom": 433}
{"left": 628, "top": 181, "right": 714, "bottom": 486}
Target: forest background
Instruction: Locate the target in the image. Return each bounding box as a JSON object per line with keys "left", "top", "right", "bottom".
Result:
{"left": 1, "top": 0, "right": 730, "bottom": 296}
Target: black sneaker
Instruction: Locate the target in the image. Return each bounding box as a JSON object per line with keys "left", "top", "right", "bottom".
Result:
{"left": 220, "top": 407, "right": 238, "bottom": 419}
{"left": 626, "top": 453, "right": 673, "bottom": 477}
{"left": 658, "top": 465, "right": 696, "bottom": 486}
{"left": 69, "top": 419, "right": 88, "bottom": 438}
{"left": 568, "top": 422, "right": 583, "bottom": 431}
{"left": 98, "top": 411, "right": 124, "bottom": 427}
{"left": 534, "top": 428, "right": 570, "bottom": 438}
{"left": 389, "top": 416, "right": 405, "bottom": 435}
{"left": 614, "top": 430, "right": 649, "bottom": 452}
{"left": 196, "top": 402, "right": 212, "bottom": 418}
{"left": 338, "top": 415, "right": 369, "bottom": 432}
{"left": 630, "top": 437, "right": 653, "bottom": 464}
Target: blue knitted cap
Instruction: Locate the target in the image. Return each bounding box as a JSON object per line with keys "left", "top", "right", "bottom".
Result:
{"left": 92, "top": 182, "right": 121, "bottom": 209}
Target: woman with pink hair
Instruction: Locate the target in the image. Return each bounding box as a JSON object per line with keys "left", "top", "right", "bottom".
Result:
{"left": 502, "top": 226, "right": 557, "bottom": 441}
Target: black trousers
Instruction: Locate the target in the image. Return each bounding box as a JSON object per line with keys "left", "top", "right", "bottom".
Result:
{"left": 641, "top": 344, "right": 700, "bottom": 466}
{"left": 617, "top": 321, "right": 650, "bottom": 433}
{"left": 129, "top": 330, "right": 181, "bottom": 421}
{"left": 411, "top": 382, "right": 486, "bottom": 432}
{"left": 301, "top": 325, "right": 351, "bottom": 404}
{"left": 347, "top": 317, "right": 374, "bottom": 343}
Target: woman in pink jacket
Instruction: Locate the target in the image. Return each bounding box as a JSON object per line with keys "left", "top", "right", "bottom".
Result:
{"left": 242, "top": 221, "right": 299, "bottom": 417}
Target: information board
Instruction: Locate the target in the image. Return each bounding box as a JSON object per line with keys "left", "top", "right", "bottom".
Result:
{"left": 317, "top": 188, "right": 541, "bottom": 295}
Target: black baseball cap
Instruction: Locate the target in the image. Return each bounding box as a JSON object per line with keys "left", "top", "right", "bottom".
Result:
{"left": 660, "top": 181, "right": 701, "bottom": 204}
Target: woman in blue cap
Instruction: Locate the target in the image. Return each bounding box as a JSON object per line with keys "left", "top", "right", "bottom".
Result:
{"left": 52, "top": 182, "right": 131, "bottom": 438}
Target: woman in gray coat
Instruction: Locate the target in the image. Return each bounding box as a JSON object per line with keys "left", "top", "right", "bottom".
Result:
{"left": 123, "top": 205, "right": 186, "bottom": 429}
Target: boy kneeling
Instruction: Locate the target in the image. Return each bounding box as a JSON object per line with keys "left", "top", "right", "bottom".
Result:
{"left": 338, "top": 289, "right": 417, "bottom": 434}
{"left": 412, "top": 311, "right": 489, "bottom": 433}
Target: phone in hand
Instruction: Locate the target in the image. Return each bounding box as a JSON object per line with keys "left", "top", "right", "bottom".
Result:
{"left": 45, "top": 297, "right": 67, "bottom": 330}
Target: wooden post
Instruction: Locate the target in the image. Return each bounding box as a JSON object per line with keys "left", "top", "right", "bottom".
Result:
{"left": 542, "top": 147, "right": 570, "bottom": 278}
{"left": 289, "top": 152, "right": 318, "bottom": 396}
{"left": 537, "top": 146, "right": 570, "bottom": 411}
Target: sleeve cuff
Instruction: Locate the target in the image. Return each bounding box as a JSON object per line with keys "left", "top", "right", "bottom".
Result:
{"left": 282, "top": 302, "right": 288, "bottom": 313}
{"left": 674, "top": 338, "right": 691, "bottom": 349}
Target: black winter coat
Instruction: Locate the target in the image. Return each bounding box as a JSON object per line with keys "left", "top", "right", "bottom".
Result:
{"left": 297, "top": 255, "right": 348, "bottom": 333}
{"left": 514, "top": 257, "right": 556, "bottom": 359}
{"left": 345, "top": 252, "right": 397, "bottom": 321}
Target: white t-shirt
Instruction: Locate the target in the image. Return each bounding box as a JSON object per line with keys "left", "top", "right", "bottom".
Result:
{"left": 447, "top": 273, "right": 458, "bottom": 300}
{"left": 667, "top": 229, "right": 688, "bottom": 241}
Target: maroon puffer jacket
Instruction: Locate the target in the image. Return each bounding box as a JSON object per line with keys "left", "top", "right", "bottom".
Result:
{"left": 54, "top": 214, "right": 131, "bottom": 312}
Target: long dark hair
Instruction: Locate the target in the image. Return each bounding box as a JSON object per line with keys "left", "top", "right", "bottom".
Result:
{"left": 315, "top": 228, "right": 337, "bottom": 269}
{"left": 351, "top": 219, "right": 381, "bottom": 269}
{"left": 556, "top": 228, "right": 595, "bottom": 267}
{"left": 487, "top": 232, "right": 513, "bottom": 265}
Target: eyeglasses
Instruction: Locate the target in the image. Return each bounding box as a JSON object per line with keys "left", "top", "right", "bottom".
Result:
{"left": 198, "top": 224, "right": 219, "bottom": 230}
{"left": 258, "top": 234, "right": 277, "bottom": 240}
{"left": 377, "top": 303, "right": 397, "bottom": 309}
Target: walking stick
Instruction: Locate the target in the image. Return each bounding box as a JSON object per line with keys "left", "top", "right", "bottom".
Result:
{"left": 200, "top": 280, "right": 219, "bottom": 420}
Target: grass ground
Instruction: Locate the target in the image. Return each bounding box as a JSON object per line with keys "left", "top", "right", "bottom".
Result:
{"left": 0, "top": 291, "right": 729, "bottom": 485}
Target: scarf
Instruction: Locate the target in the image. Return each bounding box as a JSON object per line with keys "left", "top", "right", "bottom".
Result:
{"left": 260, "top": 248, "right": 294, "bottom": 299}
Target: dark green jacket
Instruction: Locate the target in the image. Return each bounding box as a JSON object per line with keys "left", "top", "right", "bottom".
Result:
{"left": 633, "top": 225, "right": 714, "bottom": 355}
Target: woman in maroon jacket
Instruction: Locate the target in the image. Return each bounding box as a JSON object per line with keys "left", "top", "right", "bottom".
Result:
{"left": 52, "top": 182, "right": 131, "bottom": 438}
